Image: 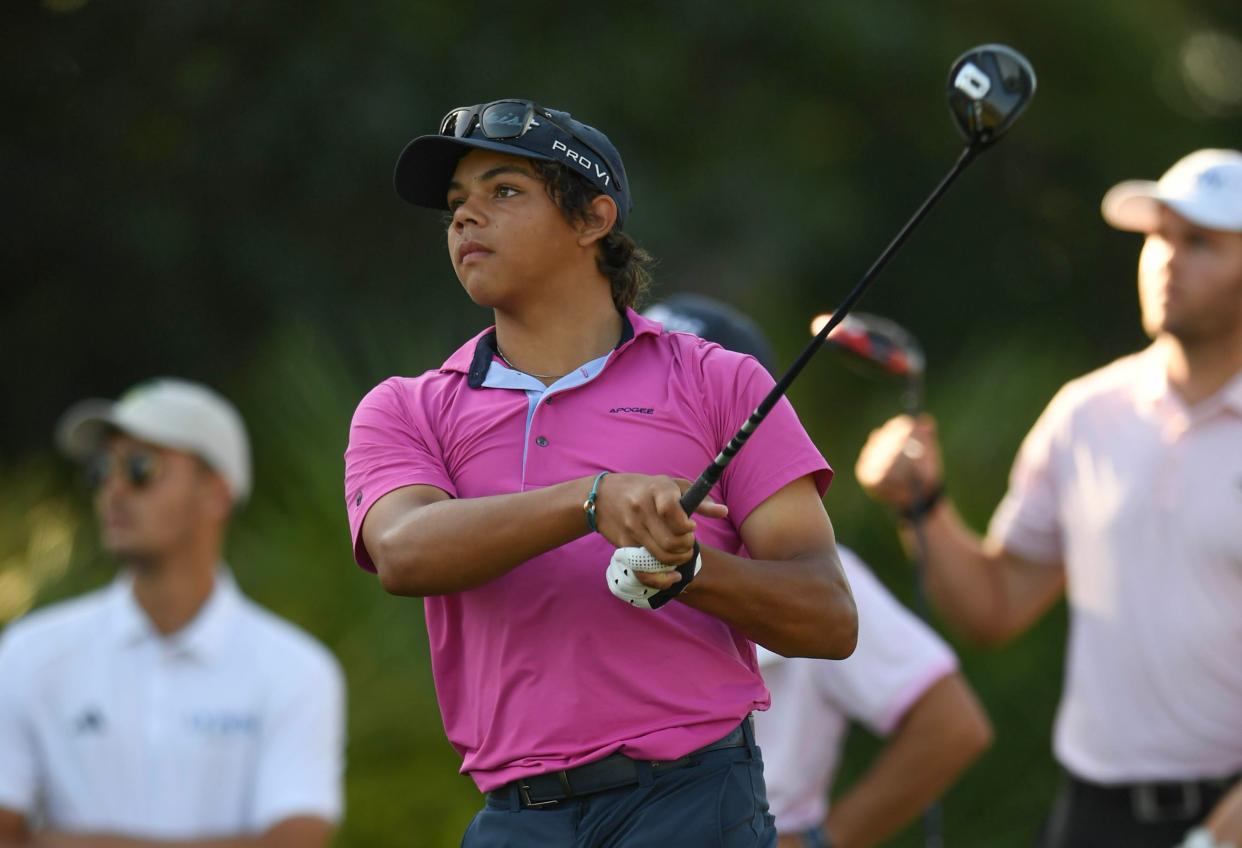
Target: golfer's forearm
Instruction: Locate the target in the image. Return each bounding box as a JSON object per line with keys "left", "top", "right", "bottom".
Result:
{"left": 0, "top": 812, "right": 29, "bottom": 846}
{"left": 898, "top": 501, "right": 1010, "bottom": 643}
{"left": 34, "top": 836, "right": 266, "bottom": 847}
{"left": 826, "top": 674, "right": 992, "bottom": 848}
{"left": 682, "top": 549, "right": 857, "bottom": 659}
{"left": 372, "top": 477, "right": 593, "bottom": 595}
{"left": 1205, "top": 781, "right": 1242, "bottom": 841}
{"left": 31, "top": 818, "right": 330, "bottom": 848}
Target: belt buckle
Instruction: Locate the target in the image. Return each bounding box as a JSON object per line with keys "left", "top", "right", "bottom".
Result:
{"left": 518, "top": 782, "right": 560, "bottom": 808}
{"left": 1131, "top": 781, "right": 1201, "bottom": 823}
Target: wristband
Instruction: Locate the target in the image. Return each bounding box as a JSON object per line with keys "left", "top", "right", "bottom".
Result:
{"left": 900, "top": 482, "right": 945, "bottom": 522}
{"left": 583, "top": 471, "right": 610, "bottom": 532}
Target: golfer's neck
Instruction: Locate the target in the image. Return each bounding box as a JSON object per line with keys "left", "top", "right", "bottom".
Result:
{"left": 494, "top": 289, "right": 623, "bottom": 378}
{"left": 1162, "top": 330, "right": 1242, "bottom": 406}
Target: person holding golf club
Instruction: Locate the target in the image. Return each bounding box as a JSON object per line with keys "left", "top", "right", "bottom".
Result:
{"left": 344, "top": 100, "right": 856, "bottom": 847}
{"left": 856, "top": 149, "right": 1242, "bottom": 848}
{"left": 0, "top": 379, "right": 345, "bottom": 847}
{"left": 647, "top": 295, "right": 993, "bottom": 848}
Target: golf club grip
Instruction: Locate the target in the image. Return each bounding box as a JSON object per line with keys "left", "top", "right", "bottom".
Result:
{"left": 679, "top": 145, "right": 978, "bottom": 517}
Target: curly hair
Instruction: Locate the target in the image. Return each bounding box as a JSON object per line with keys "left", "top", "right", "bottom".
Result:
{"left": 530, "top": 161, "right": 654, "bottom": 311}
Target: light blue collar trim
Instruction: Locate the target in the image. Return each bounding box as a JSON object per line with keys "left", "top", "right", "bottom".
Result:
{"left": 481, "top": 352, "right": 612, "bottom": 479}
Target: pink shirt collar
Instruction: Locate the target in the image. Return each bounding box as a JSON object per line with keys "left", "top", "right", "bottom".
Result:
{"left": 1130, "top": 342, "right": 1242, "bottom": 417}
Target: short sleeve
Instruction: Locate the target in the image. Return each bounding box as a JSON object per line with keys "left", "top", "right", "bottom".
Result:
{"left": 0, "top": 627, "right": 38, "bottom": 816}
{"left": 344, "top": 377, "right": 456, "bottom": 571}
{"left": 708, "top": 351, "right": 833, "bottom": 527}
{"left": 250, "top": 649, "right": 346, "bottom": 830}
{"left": 986, "top": 388, "right": 1069, "bottom": 566}
{"left": 814, "top": 549, "right": 957, "bottom": 735}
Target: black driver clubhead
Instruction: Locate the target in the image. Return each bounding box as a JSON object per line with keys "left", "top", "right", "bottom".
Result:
{"left": 947, "top": 44, "right": 1036, "bottom": 149}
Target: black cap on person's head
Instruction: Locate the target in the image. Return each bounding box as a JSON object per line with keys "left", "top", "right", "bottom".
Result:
{"left": 643, "top": 294, "right": 777, "bottom": 374}
{"left": 394, "top": 99, "right": 633, "bottom": 227}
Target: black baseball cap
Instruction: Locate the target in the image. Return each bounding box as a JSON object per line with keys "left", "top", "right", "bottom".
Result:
{"left": 643, "top": 294, "right": 777, "bottom": 374}
{"left": 394, "top": 99, "right": 633, "bottom": 227}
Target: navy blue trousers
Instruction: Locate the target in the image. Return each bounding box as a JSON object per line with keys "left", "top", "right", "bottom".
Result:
{"left": 461, "top": 724, "right": 777, "bottom": 848}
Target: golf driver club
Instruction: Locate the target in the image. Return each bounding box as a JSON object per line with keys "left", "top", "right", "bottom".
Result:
{"left": 679, "top": 43, "right": 1036, "bottom": 516}
{"left": 811, "top": 310, "right": 943, "bottom": 848}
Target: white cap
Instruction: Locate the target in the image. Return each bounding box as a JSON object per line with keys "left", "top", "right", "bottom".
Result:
{"left": 1101, "top": 148, "right": 1242, "bottom": 233}
{"left": 56, "top": 378, "right": 252, "bottom": 503}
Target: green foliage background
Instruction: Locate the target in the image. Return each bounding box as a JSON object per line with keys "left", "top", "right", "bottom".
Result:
{"left": 3, "top": 1, "right": 1241, "bottom": 844}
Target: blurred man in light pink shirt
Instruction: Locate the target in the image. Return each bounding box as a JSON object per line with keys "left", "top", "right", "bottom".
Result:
{"left": 856, "top": 149, "right": 1242, "bottom": 848}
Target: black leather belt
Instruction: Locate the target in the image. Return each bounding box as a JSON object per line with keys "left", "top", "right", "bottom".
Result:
{"left": 492, "top": 719, "right": 752, "bottom": 808}
{"left": 1068, "top": 771, "right": 1240, "bottom": 824}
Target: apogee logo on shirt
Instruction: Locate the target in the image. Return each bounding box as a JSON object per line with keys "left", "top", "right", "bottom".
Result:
{"left": 609, "top": 406, "right": 654, "bottom": 415}
{"left": 188, "top": 711, "right": 261, "bottom": 735}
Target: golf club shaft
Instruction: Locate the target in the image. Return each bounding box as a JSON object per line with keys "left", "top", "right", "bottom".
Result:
{"left": 680, "top": 145, "right": 979, "bottom": 515}
{"left": 903, "top": 380, "right": 934, "bottom": 623}
{"left": 900, "top": 381, "right": 943, "bottom": 848}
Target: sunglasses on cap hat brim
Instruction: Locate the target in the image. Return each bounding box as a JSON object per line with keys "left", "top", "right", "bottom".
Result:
{"left": 440, "top": 101, "right": 617, "bottom": 186}
{"left": 394, "top": 99, "right": 629, "bottom": 223}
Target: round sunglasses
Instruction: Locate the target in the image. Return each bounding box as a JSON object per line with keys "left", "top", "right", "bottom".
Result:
{"left": 86, "top": 450, "right": 163, "bottom": 491}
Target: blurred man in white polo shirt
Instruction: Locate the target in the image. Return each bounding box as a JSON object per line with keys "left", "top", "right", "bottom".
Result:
{"left": 645, "top": 295, "right": 992, "bottom": 848}
{"left": 856, "top": 150, "right": 1242, "bottom": 847}
{"left": 0, "top": 379, "right": 345, "bottom": 847}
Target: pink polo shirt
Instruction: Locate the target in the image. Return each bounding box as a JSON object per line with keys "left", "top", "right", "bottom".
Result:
{"left": 344, "top": 308, "right": 831, "bottom": 791}
{"left": 989, "top": 344, "right": 1242, "bottom": 783}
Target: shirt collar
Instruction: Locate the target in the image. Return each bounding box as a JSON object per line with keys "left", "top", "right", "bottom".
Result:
{"left": 440, "top": 307, "right": 660, "bottom": 389}
{"left": 1131, "top": 342, "right": 1242, "bottom": 416}
{"left": 1130, "top": 343, "right": 1171, "bottom": 409}
{"left": 108, "top": 566, "right": 241, "bottom": 663}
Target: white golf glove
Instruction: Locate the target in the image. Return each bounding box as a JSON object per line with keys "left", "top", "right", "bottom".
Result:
{"left": 606, "top": 543, "right": 702, "bottom": 610}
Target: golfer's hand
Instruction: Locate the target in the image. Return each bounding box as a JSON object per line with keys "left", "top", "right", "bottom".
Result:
{"left": 855, "top": 414, "right": 944, "bottom": 509}
{"left": 592, "top": 474, "right": 726, "bottom": 581}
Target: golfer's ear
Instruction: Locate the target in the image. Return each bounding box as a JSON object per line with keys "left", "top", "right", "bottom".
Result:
{"left": 577, "top": 195, "right": 618, "bottom": 247}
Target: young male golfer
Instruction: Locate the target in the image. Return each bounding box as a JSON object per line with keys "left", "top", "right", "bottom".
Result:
{"left": 343, "top": 99, "right": 857, "bottom": 846}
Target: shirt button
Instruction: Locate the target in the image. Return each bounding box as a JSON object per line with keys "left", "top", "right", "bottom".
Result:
{"left": 536, "top": 436, "right": 549, "bottom": 447}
